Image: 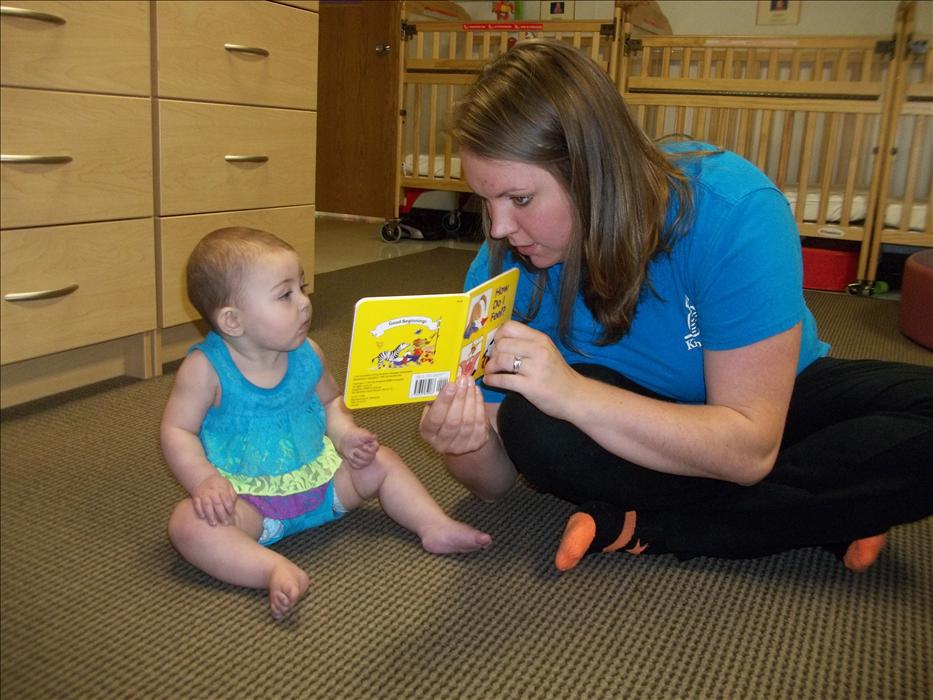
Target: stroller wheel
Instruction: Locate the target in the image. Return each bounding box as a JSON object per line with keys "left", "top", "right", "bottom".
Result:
{"left": 381, "top": 221, "right": 402, "bottom": 243}
{"left": 442, "top": 210, "right": 462, "bottom": 234}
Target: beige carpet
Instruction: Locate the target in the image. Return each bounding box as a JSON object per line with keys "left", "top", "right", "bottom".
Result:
{"left": 1, "top": 247, "right": 930, "bottom": 699}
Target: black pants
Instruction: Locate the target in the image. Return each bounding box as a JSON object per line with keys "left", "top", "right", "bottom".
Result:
{"left": 497, "top": 358, "right": 933, "bottom": 560}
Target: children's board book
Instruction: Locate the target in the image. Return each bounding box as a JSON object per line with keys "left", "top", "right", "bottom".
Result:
{"left": 344, "top": 267, "right": 520, "bottom": 409}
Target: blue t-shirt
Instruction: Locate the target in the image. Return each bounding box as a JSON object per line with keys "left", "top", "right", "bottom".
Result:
{"left": 465, "top": 143, "right": 829, "bottom": 404}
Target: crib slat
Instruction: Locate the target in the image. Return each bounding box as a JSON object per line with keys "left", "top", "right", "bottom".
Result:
{"left": 816, "top": 112, "right": 841, "bottom": 225}
{"left": 776, "top": 111, "right": 794, "bottom": 189}
{"left": 736, "top": 108, "right": 750, "bottom": 158}
{"left": 842, "top": 113, "right": 867, "bottom": 226}
{"left": 428, "top": 83, "right": 438, "bottom": 178}
{"left": 898, "top": 114, "right": 925, "bottom": 231}
{"left": 796, "top": 112, "right": 817, "bottom": 222}
{"left": 757, "top": 110, "right": 773, "bottom": 171}
{"left": 412, "top": 83, "right": 423, "bottom": 175}
{"left": 675, "top": 105, "right": 686, "bottom": 135}
{"left": 444, "top": 84, "right": 455, "bottom": 180}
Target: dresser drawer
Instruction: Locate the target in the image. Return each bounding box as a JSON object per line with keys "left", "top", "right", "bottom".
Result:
{"left": 158, "top": 205, "right": 316, "bottom": 327}
{"left": 156, "top": 0, "right": 317, "bottom": 110}
{"left": 0, "top": 1, "right": 149, "bottom": 95}
{"left": 0, "top": 88, "right": 153, "bottom": 229}
{"left": 157, "top": 100, "right": 316, "bottom": 217}
{"left": 277, "top": 1, "right": 319, "bottom": 9}
{"left": 1, "top": 219, "right": 156, "bottom": 364}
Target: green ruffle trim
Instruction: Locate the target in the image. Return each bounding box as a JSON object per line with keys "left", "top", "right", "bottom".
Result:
{"left": 219, "top": 436, "right": 342, "bottom": 496}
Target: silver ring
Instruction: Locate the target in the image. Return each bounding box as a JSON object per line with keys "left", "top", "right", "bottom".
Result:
{"left": 511, "top": 354, "right": 523, "bottom": 374}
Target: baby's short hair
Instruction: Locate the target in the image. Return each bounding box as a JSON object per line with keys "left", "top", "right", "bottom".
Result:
{"left": 186, "top": 227, "right": 296, "bottom": 329}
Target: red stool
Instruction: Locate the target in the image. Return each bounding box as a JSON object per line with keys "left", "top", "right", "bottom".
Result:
{"left": 898, "top": 249, "right": 933, "bottom": 350}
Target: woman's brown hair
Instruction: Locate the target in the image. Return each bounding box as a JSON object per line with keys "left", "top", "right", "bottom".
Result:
{"left": 450, "top": 39, "right": 695, "bottom": 344}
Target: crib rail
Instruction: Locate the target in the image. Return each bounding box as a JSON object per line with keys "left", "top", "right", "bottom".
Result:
{"left": 397, "top": 12, "right": 621, "bottom": 193}
{"left": 871, "top": 26, "right": 932, "bottom": 250}
{"left": 618, "top": 30, "right": 892, "bottom": 251}
{"left": 392, "top": 1, "right": 929, "bottom": 293}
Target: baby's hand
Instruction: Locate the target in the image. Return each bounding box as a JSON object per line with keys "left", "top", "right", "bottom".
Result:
{"left": 340, "top": 427, "right": 379, "bottom": 469}
{"left": 192, "top": 474, "right": 237, "bottom": 526}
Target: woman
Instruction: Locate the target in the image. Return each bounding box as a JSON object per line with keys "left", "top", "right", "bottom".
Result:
{"left": 419, "top": 39, "right": 932, "bottom": 572}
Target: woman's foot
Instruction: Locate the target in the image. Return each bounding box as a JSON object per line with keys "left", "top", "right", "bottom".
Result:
{"left": 843, "top": 533, "right": 887, "bottom": 573}
{"left": 555, "top": 512, "right": 597, "bottom": 571}
{"left": 268, "top": 560, "right": 310, "bottom": 619}
{"left": 421, "top": 519, "right": 492, "bottom": 554}
{"left": 555, "top": 503, "right": 642, "bottom": 572}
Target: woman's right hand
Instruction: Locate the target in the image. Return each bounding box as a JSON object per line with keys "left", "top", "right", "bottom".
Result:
{"left": 420, "top": 376, "right": 490, "bottom": 455}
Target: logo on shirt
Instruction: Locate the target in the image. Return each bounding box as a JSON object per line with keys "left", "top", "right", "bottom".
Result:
{"left": 683, "top": 295, "right": 701, "bottom": 350}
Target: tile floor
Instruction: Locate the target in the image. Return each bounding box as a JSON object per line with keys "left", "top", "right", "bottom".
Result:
{"left": 314, "top": 215, "right": 480, "bottom": 274}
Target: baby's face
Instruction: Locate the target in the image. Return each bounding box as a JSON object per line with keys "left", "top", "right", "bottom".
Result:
{"left": 236, "top": 249, "right": 311, "bottom": 351}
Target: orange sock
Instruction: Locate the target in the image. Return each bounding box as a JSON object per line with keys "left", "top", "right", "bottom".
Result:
{"left": 555, "top": 512, "right": 597, "bottom": 572}
{"left": 555, "top": 507, "right": 644, "bottom": 571}
{"left": 602, "top": 510, "right": 638, "bottom": 554}
{"left": 843, "top": 533, "right": 887, "bottom": 573}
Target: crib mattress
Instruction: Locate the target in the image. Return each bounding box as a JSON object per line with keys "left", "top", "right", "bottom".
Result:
{"left": 396, "top": 166, "right": 929, "bottom": 233}
{"left": 403, "top": 153, "right": 463, "bottom": 179}
{"left": 783, "top": 188, "right": 927, "bottom": 232}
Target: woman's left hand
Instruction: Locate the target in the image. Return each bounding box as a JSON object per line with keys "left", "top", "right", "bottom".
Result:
{"left": 482, "top": 320, "right": 581, "bottom": 420}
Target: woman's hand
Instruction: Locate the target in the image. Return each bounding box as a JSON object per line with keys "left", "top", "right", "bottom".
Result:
{"left": 482, "top": 321, "right": 583, "bottom": 420}
{"left": 420, "top": 376, "right": 490, "bottom": 455}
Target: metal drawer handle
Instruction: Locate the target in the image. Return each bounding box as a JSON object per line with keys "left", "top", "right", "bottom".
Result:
{"left": 224, "top": 154, "right": 269, "bottom": 163}
{"left": 0, "top": 5, "right": 66, "bottom": 24}
{"left": 1, "top": 154, "right": 73, "bottom": 164}
{"left": 224, "top": 43, "right": 270, "bottom": 57}
{"left": 4, "top": 284, "right": 79, "bottom": 302}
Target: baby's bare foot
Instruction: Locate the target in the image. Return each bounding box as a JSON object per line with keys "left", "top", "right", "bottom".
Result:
{"left": 268, "top": 561, "right": 310, "bottom": 619}
{"left": 421, "top": 519, "right": 492, "bottom": 554}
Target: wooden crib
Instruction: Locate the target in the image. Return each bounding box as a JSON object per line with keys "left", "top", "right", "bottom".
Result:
{"left": 614, "top": 0, "right": 930, "bottom": 293}
{"left": 863, "top": 2, "right": 932, "bottom": 285}
{"left": 391, "top": 1, "right": 930, "bottom": 293}
{"left": 387, "top": 7, "right": 621, "bottom": 239}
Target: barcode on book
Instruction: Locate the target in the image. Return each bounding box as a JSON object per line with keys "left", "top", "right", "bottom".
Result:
{"left": 409, "top": 372, "right": 450, "bottom": 398}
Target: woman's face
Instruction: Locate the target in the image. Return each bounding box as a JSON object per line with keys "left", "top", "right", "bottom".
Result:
{"left": 461, "top": 149, "right": 575, "bottom": 268}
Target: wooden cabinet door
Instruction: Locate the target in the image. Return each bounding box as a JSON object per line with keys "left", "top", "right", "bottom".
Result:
{"left": 316, "top": 0, "right": 400, "bottom": 219}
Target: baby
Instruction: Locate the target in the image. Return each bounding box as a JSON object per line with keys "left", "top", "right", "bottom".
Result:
{"left": 161, "top": 227, "right": 491, "bottom": 618}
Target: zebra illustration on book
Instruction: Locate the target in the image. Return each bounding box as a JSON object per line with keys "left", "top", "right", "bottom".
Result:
{"left": 373, "top": 343, "right": 410, "bottom": 369}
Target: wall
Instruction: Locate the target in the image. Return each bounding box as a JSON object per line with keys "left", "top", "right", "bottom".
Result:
{"left": 455, "top": 1, "right": 932, "bottom": 35}
{"left": 656, "top": 0, "right": 931, "bottom": 36}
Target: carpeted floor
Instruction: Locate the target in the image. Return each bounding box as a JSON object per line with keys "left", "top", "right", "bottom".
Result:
{"left": 1, "top": 247, "right": 930, "bottom": 699}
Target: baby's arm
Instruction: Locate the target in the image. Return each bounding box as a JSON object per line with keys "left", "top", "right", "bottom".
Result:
{"left": 160, "top": 351, "right": 237, "bottom": 525}
{"left": 308, "top": 340, "right": 379, "bottom": 469}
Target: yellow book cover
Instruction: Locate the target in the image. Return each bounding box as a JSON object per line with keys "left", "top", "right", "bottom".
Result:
{"left": 344, "top": 267, "right": 520, "bottom": 409}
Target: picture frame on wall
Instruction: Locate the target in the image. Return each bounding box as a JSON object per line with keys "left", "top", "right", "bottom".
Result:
{"left": 756, "top": 0, "right": 801, "bottom": 25}
{"left": 541, "top": 0, "right": 575, "bottom": 21}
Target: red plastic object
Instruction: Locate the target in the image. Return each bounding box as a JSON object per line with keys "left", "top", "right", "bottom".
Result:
{"left": 801, "top": 242, "right": 859, "bottom": 292}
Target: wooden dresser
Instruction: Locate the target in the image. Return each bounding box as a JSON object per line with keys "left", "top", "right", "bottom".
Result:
{"left": 0, "top": 0, "right": 319, "bottom": 407}
{"left": 0, "top": 1, "right": 156, "bottom": 407}
{"left": 154, "top": 0, "right": 318, "bottom": 363}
